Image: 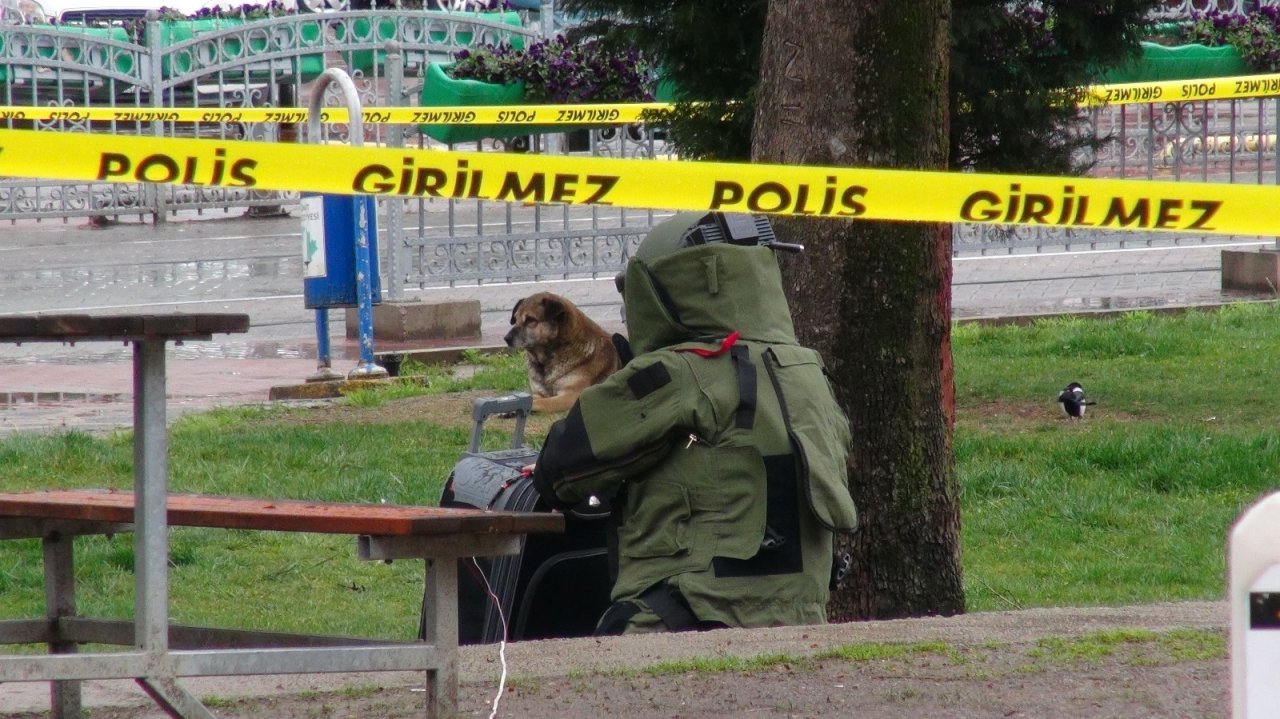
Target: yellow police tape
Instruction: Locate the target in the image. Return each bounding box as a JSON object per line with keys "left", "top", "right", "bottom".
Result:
{"left": 2, "top": 72, "right": 1279, "bottom": 125}
{"left": 0, "top": 73, "right": 1277, "bottom": 124}
{"left": 1079, "top": 73, "right": 1280, "bottom": 107}
{"left": 0, "top": 128, "right": 1274, "bottom": 236}
{"left": 0, "top": 103, "right": 669, "bottom": 125}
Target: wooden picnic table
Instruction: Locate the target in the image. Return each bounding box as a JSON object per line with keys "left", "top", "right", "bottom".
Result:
{"left": 0, "top": 314, "right": 563, "bottom": 719}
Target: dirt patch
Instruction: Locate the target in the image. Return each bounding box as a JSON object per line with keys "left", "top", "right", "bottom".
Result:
{"left": 0, "top": 603, "right": 1230, "bottom": 718}
{"left": 56, "top": 630, "right": 1226, "bottom": 719}
{"left": 958, "top": 399, "right": 1151, "bottom": 425}
{"left": 478, "top": 645, "right": 1225, "bottom": 719}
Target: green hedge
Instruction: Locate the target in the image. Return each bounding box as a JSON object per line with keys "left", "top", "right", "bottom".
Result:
{"left": 418, "top": 61, "right": 556, "bottom": 145}
{"left": 1100, "top": 42, "right": 1250, "bottom": 84}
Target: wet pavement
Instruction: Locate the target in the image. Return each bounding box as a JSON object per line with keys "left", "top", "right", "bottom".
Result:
{"left": 0, "top": 208, "right": 1275, "bottom": 433}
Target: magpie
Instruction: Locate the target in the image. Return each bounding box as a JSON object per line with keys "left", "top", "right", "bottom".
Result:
{"left": 1057, "top": 382, "right": 1095, "bottom": 420}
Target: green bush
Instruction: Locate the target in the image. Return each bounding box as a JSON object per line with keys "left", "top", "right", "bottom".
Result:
{"left": 448, "top": 35, "right": 654, "bottom": 103}
{"left": 1186, "top": 7, "right": 1280, "bottom": 72}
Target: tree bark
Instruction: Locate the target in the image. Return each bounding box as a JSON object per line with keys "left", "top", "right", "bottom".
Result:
{"left": 752, "top": 0, "right": 964, "bottom": 620}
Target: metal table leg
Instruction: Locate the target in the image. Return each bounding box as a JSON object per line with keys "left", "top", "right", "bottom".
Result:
{"left": 133, "top": 338, "right": 170, "bottom": 656}
{"left": 43, "top": 531, "right": 79, "bottom": 719}
{"left": 133, "top": 338, "right": 216, "bottom": 719}
{"left": 422, "top": 559, "right": 459, "bottom": 719}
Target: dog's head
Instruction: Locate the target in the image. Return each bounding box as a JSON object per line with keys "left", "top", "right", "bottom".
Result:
{"left": 505, "top": 293, "right": 569, "bottom": 350}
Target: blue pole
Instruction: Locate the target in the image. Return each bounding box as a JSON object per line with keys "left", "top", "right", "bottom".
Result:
{"left": 315, "top": 309, "right": 329, "bottom": 368}
{"left": 350, "top": 196, "right": 384, "bottom": 377}
{"left": 311, "top": 308, "right": 342, "bottom": 381}
{"left": 307, "top": 68, "right": 385, "bottom": 381}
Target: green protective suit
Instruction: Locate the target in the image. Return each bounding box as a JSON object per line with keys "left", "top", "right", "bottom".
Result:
{"left": 532, "top": 213, "right": 857, "bottom": 631}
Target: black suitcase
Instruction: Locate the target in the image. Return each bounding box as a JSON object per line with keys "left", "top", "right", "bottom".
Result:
{"left": 434, "top": 393, "right": 613, "bottom": 644}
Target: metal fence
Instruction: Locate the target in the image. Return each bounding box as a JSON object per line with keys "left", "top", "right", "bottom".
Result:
{"left": 0, "top": 10, "right": 537, "bottom": 220}
{"left": 1151, "top": 0, "right": 1275, "bottom": 19}
{"left": 954, "top": 94, "right": 1280, "bottom": 255}
{"left": 1157, "top": 0, "right": 1280, "bottom": 19}
{"left": 0, "top": 9, "right": 673, "bottom": 295}
{"left": 393, "top": 127, "right": 671, "bottom": 296}
{"left": 4, "top": 6, "right": 1280, "bottom": 287}
{"left": 951, "top": 0, "right": 1280, "bottom": 254}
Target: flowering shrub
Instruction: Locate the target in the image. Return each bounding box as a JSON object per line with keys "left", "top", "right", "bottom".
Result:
{"left": 119, "top": 1, "right": 461, "bottom": 35}
{"left": 1004, "top": 4, "right": 1061, "bottom": 59}
{"left": 1187, "top": 7, "right": 1280, "bottom": 71}
{"left": 183, "top": 2, "right": 294, "bottom": 20}
{"left": 449, "top": 36, "right": 653, "bottom": 103}
{"left": 119, "top": 2, "right": 294, "bottom": 39}
{"left": 160, "top": 0, "right": 462, "bottom": 20}
{"left": 118, "top": 1, "right": 487, "bottom": 41}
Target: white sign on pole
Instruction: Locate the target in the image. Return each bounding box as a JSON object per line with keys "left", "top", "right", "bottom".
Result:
{"left": 1246, "top": 565, "right": 1280, "bottom": 715}
{"left": 1231, "top": 492, "right": 1280, "bottom": 718}
{"left": 300, "top": 196, "right": 326, "bottom": 279}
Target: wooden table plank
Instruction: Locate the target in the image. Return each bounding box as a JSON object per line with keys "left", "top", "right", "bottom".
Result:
{"left": 0, "top": 490, "right": 564, "bottom": 537}
{"left": 0, "top": 314, "right": 250, "bottom": 343}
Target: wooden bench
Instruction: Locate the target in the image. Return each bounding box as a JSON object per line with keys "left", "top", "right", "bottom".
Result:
{"left": 0, "top": 490, "right": 563, "bottom": 719}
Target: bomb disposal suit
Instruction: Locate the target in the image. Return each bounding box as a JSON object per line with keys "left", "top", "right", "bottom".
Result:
{"left": 532, "top": 212, "right": 858, "bottom": 632}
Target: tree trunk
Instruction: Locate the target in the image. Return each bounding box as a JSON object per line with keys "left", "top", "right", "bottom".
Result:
{"left": 752, "top": 0, "right": 964, "bottom": 620}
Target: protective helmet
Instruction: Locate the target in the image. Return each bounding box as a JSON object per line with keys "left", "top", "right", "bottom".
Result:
{"left": 618, "top": 212, "right": 799, "bottom": 355}
{"left": 616, "top": 212, "right": 799, "bottom": 292}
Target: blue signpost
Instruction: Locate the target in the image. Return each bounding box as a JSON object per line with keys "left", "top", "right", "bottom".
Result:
{"left": 303, "top": 68, "right": 386, "bottom": 380}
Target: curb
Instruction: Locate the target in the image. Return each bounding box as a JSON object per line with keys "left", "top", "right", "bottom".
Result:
{"left": 268, "top": 344, "right": 510, "bottom": 401}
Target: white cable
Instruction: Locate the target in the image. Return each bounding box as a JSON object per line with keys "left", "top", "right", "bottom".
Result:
{"left": 471, "top": 557, "right": 509, "bottom": 719}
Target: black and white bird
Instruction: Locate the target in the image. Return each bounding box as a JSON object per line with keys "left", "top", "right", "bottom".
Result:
{"left": 1057, "top": 382, "right": 1095, "bottom": 420}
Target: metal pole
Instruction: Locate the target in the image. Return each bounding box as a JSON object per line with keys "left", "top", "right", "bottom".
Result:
{"left": 313, "top": 309, "right": 339, "bottom": 380}
{"left": 350, "top": 195, "right": 383, "bottom": 377}
{"left": 383, "top": 42, "right": 406, "bottom": 304}
{"left": 307, "top": 68, "right": 386, "bottom": 379}
{"left": 133, "top": 339, "right": 169, "bottom": 655}
{"left": 539, "top": 0, "right": 561, "bottom": 155}
{"left": 43, "top": 532, "right": 79, "bottom": 719}
{"left": 540, "top": 0, "right": 555, "bottom": 39}
{"left": 146, "top": 11, "right": 166, "bottom": 223}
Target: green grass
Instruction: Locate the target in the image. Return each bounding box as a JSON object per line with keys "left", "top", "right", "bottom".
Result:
{"left": 604, "top": 631, "right": 1221, "bottom": 679}
{"left": 605, "top": 640, "right": 953, "bottom": 677}
{"left": 2, "top": 305, "right": 1277, "bottom": 639}
{"left": 1027, "top": 628, "right": 1226, "bottom": 667}
{"left": 0, "top": 359, "right": 526, "bottom": 638}
{"left": 954, "top": 303, "right": 1280, "bottom": 611}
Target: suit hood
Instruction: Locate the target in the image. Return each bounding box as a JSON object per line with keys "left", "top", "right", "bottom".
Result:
{"left": 622, "top": 213, "right": 798, "bottom": 355}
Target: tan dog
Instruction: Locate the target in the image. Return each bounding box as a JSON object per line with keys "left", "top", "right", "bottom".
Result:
{"left": 505, "top": 292, "right": 619, "bottom": 413}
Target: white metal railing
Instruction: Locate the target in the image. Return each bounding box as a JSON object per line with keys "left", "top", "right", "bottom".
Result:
{"left": 0, "top": 9, "right": 536, "bottom": 221}
{"left": 1150, "top": 0, "right": 1279, "bottom": 21}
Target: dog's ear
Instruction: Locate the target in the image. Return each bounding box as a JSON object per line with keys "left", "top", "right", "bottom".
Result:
{"left": 509, "top": 298, "right": 526, "bottom": 325}
{"left": 540, "top": 296, "right": 567, "bottom": 322}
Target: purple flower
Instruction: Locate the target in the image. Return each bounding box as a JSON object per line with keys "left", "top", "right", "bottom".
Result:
{"left": 449, "top": 34, "right": 653, "bottom": 103}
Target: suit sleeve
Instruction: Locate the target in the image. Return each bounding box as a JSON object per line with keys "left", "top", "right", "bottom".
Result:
{"left": 532, "top": 352, "right": 703, "bottom": 509}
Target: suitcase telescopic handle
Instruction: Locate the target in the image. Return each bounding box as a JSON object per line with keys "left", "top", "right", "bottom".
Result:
{"left": 469, "top": 393, "right": 534, "bottom": 453}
